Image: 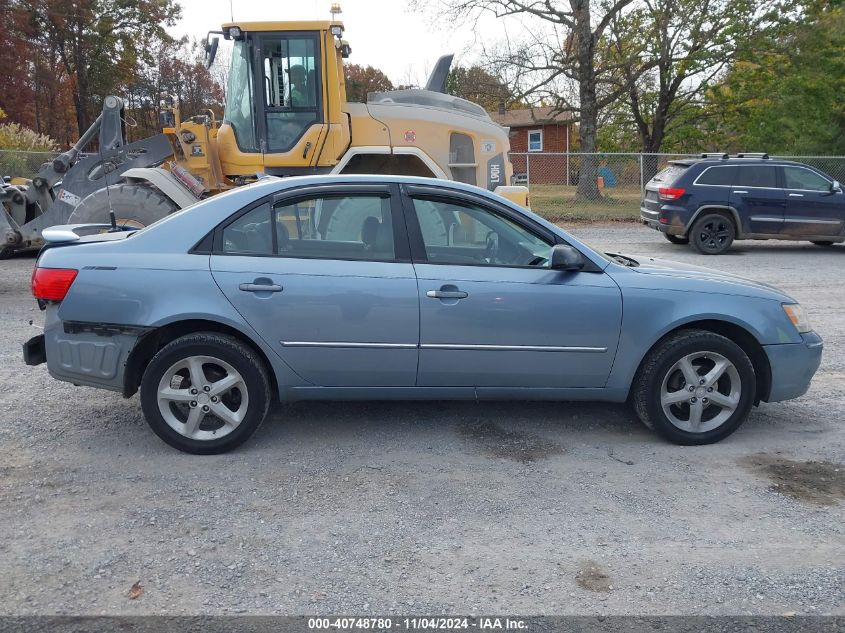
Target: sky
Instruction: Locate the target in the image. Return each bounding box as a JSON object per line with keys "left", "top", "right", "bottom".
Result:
{"left": 170, "top": 0, "right": 512, "bottom": 86}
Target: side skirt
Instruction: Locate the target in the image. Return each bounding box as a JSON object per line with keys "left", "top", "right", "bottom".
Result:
{"left": 281, "top": 386, "right": 627, "bottom": 403}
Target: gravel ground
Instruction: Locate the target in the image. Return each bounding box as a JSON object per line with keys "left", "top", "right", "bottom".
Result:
{"left": 0, "top": 225, "right": 843, "bottom": 616}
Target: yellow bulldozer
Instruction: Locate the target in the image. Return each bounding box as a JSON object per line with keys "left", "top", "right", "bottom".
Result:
{"left": 0, "top": 14, "right": 526, "bottom": 257}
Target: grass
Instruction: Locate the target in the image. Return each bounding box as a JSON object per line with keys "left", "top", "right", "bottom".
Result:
{"left": 527, "top": 184, "right": 642, "bottom": 223}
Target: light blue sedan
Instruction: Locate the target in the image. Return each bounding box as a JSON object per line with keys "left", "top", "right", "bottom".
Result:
{"left": 24, "top": 176, "right": 823, "bottom": 453}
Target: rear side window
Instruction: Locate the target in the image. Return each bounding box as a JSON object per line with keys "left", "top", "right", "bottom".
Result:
{"left": 650, "top": 164, "right": 687, "bottom": 185}
{"left": 222, "top": 203, "right": 273, "bottom": 254}
{"left": 696, "top": 166, "right": 735, "bottom": 186}
{"left": 220, "top": 194, "right": 396, "bottom": 261}
{"left": 734, "top": 166, "right": 777, "bottom": 188}
{"left": 275, "top": 195, "right": 395, "bottom": 261}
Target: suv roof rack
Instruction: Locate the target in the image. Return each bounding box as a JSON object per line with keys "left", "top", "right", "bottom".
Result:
{"left": 700, "top": 153, "right": 729, "bottom": 159}
{"left": 735, "top": 152, "right": 769, "bottom": 159}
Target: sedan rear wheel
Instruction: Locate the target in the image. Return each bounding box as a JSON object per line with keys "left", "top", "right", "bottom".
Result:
{"left": 140, "top": 332, "right": 271, "bottom": 454}
{"left": 690, "top": 213, "right": 735, "bottom": 255}
{"left": 632, "top": 329, "right": 755, "bottom": 445}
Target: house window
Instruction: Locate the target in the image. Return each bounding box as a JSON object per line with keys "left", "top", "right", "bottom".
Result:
{"left": 528, "top": 129, "right": 543, "bottom": 152}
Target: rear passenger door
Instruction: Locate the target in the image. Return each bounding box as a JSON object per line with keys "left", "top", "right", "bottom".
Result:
{"left": 730, "top": 165, "right": 785, "bottom": 235}
{"left": 210, "top": 185, "right": 420, "bottom": 387}
{"left": 781, "top": 165, "right": 845, "bottom": 237}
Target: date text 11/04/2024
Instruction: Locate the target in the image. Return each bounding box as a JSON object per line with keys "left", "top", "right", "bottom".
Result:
{"left": 307, "top": 617, "right": 528, "bottom": 630}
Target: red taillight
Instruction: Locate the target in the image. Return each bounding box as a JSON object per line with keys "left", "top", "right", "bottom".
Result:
{"left": 658, "top": 187, "right": 686, "bottom": 201}
{"left": 31, "top": 268, "right": 78, "bottom": 301}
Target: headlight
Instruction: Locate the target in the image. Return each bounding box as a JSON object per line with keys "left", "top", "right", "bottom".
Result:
{"left": 782, "top": 303, "right": 811, "bottom": 333}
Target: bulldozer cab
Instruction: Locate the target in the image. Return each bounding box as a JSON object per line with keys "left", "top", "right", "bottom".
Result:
{"left": 212, "top": 21, "right": 351, "bottom": 178}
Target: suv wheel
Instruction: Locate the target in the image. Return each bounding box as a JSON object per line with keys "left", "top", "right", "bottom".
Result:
{"left": 632, "top": 329, "right": 755, "bottom": 445}
{"left": 140, "top": 332, "right": 271, "bottom": 454}
{"left": 811, "top": 241, "right": 834, "bottom": 247}
{"left": 663, "top": 233, "right": 689, "bottom": 245}
{"left": 690, "top": 213, "right": 735, "bottom": 255}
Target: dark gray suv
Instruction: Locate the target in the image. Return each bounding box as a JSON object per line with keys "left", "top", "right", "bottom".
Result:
{"left": 640, "top": 153, "right": 845, "bottom": 254}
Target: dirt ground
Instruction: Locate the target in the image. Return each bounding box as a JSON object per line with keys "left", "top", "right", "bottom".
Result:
{"left": 0, "top": 225, "right": 842, "bottom": 616}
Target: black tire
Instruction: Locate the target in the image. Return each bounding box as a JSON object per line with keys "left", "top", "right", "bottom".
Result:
{"left": 811, "top": 241, "right": 835, "bottom": 247}
{"left": 663, "top": 233, "right": 689, "bottom": 245}
{"left": 68, "top": 183, "right": 178, "bottom": 227}
{"left": 631, "top": 329, "right": 756, "bottom": 445}
{"left": 140, "top": 333, "right": 271, "bottom": 454}
{"left": 0, "top": 246, "right": 11, "bottom": 260}
{"left": 689, "top": 212, "right": 735, "bottom": 255}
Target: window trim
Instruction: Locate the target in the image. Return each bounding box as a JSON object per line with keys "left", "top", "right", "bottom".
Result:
{"left": 780, "top": 165, "right": 834, "bottom": 193}
{"left": 398, "top": 183, "right": 602, "bottom": 272}
{"left": 527, "top": 129, "right": 543, "bottom": 153}
{"left": 210, "top": 183, "right": 411, "bottom": 263}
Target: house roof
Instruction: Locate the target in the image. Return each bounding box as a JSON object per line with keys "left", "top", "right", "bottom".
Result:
{"left": 489, "top": 106, "right": 573, "bottom": 127}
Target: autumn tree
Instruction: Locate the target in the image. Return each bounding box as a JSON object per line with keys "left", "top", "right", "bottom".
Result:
{"left": 447, "top": 64, "right": 515, "bottom": 110}
{"left": 124, "top": 37, "right": 226, "bottom": 140}
{"left": 706, "top": 0, "right": 845, "bottom": 155}
{"left": 344, "top": 64, "right": 394, "bottom": 102}
{"left": 22, "top": 0, "right": 181, "bottom": 136}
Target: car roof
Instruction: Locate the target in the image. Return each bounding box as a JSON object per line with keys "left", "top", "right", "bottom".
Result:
{"left": 673, "top": 157, "right": 811, "bottom": 168}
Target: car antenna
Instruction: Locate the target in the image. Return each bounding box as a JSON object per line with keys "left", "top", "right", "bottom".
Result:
{"left": 96, "top": 141, "right": 119, "bottom": 232}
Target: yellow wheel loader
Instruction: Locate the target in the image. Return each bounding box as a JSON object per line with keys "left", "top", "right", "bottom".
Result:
{"left": 0, "top": 16, "right": 526, "bottom": 257}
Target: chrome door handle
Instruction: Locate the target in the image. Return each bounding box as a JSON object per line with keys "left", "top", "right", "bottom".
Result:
{"left": 733, "top": 190, "right": 748, "bottom": 194}
{"left": 426, "top": 289, "right": 468, "bottom": 299}
{"left": 789, "top": 193, "right": 804, "bottom": 197}
{"left": 239, "top": 283, "right": 283, "bottom": 293}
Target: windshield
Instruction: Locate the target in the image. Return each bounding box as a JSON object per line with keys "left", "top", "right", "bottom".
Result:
{"left": 224, "top": 40, "right": 256, "bottom": 151}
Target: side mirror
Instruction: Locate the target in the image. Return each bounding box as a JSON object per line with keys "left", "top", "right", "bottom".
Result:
{"left": 832, "top": 180, "right": 842, "bottom": 193}
{"left": 205, "top": 36, "right": 219, "bottom": 69}
{"left": 550, "top": 244, "right": 584, "bottom": 271}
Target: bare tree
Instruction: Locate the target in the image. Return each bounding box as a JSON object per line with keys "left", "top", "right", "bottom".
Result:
{"left": 606, "top": 0, "right": 758, "bottom": 168}
{"left": 417, "top": 0, "right": 650, "bottom": 199}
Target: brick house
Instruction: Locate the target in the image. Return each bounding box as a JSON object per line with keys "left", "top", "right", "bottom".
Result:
{"left": 490, "top": 106, "right": 577, "bottom": 185}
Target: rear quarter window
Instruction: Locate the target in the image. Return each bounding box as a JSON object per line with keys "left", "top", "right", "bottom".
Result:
{"left": 696, "top": 166, "right": 735, "bottom": 186}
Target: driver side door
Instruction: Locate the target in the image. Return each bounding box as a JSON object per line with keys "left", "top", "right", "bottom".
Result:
{"left": 403, "top": 188, "right": 623, "bottom": 389}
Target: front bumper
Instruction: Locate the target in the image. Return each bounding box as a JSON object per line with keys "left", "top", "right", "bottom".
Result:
{"left": 763, "top": 331, "right": 823, "bottom": 402}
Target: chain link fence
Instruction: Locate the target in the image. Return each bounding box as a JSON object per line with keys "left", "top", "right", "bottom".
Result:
{"left": 510, "top": 152, "right": 845, "bottom": 222}
{"left": 2, "top": 149, "right": 844, "bottom": 224}
{"left": 0, "top": 150, "right": 60, "bottom": 181}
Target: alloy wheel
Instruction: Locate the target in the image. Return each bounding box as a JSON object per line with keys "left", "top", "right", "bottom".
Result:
{"left": 660, "top": 351, "right": 741, "bottom": 433}
{"left": 156, "top": 355, "right": 250, "bottom": 441}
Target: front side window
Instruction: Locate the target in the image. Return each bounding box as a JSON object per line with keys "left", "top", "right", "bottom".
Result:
{"left": 734, "top": 165, "right": 777, "bottom": 188}
{"left": 224, "top": 40, "right": 256, "bottom": 151}
{"left": 261, "top": 34, "right": 321, "bottom": 152}
{"left": 412, "top": 198, "right": 552, "bottom": 267}
{"left": 528, "top": 129, "right": 543, "bottom": 152}
{"left": 783, "top": 166, "right": 831, "bottom": 191}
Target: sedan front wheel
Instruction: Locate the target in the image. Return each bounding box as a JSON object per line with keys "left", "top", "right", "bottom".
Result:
{"left": 140, "top": 332, "right": 271, "bottom": 454}
{"left": 632, "top": 329, "right": 756, "bottom": 445}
